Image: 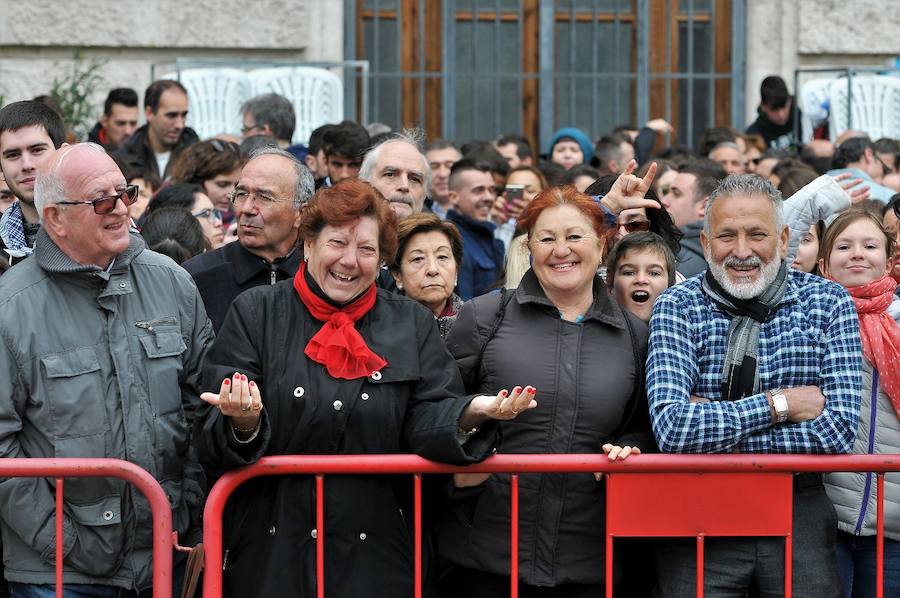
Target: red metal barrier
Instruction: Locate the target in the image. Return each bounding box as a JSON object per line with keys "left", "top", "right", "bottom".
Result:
{"left": 202, "top": 454, "right": 900, "bottom": 598}
{"left": 0, "top": 458, "right": 176, "bottom": 598}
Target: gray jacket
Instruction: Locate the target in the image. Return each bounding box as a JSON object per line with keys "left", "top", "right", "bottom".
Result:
{"left": 825, "top": 298, "right": 900, "bottom": 540}
{"left": 0, "top": 230, "right": 213, "bottom": 590}
{"left": 675, "top": 221, "right": 706, "bottom": 279}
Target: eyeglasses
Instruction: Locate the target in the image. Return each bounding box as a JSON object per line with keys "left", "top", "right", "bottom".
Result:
{"left": 240, "top": 123, "right": 264, "bottom": 135}
{"left": 229, "top": 188, "right": 288, "bottom": 207}
{"left": 191, "top": 208, "right": 224, "bottom": 222}
{"left": 209, "top": 139, "right": 240, "bottom": 154}
{"left": 57, "top": 185, "right": 139, "bottom": 215}
{"left": 618, "top": 219, "right": 651, "bottom": 233}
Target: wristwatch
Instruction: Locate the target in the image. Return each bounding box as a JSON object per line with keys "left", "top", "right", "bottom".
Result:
{"left": 770, "top": 389, "right": 789, "bottom": 424}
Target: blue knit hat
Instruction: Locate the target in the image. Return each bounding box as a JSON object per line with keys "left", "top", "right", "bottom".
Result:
{"left": 547, "top": 127, "right": 594, "bottom": 165}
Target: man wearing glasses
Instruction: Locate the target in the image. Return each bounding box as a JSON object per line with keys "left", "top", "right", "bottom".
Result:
{"left": 0, "top": 143, "right": 213, "bottom": 596}
{"left": 183, "top": 147, "right": 315, "bottom": 332}
{"left": 0, "top": 101, "right": 67, "bottom": 273}
{"left": 827, "top": 136, "right": 897, "bottom": 203}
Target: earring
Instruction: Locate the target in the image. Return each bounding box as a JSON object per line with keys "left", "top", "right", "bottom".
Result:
{"left": 397, "top": 282, "right": 404, "bottom": 290}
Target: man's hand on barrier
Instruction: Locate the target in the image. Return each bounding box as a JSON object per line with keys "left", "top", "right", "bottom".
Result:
{"left": 594, "top": 444, "right": 642, "bottom": 481}
{"left": 200, "top": 372, "right": 263, "bottom": 433}
{"left": 783, "top": 385, "right": 826, "bottom": 423}
{"left": 458, "top": 385, "right": 538, "bottom": 429}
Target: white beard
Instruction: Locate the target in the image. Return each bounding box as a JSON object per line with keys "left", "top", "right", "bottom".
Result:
{"left": 706, "top": 245, "right": 783, "bottom": 300}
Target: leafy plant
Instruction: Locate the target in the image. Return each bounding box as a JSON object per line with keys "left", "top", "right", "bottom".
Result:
{"left": 50, "top": 51, "right": 107, "bottom": 140}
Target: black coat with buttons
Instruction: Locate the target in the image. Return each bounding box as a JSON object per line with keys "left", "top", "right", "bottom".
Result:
{"left": 195, "top": 280, "right": 499, "bottom": 598}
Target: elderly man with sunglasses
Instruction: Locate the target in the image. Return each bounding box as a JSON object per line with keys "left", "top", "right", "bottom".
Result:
{"left": 0, "top": 143, "right": 213, "bottom": 596}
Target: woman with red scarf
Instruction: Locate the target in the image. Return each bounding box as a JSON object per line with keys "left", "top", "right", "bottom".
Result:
{"left": 820, "top": 209, "right": 900, "bottom": 598}
{"left": 195, "top": 178, "right": 535, "bottom": 598}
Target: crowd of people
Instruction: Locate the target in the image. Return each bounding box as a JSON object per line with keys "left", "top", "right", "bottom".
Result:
{"left": 0, "top": 72, "right": 898, "bottom": 598}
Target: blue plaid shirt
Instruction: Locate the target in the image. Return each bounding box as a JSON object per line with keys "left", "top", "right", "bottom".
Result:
{"left": 647, "top": 269, "right": 862, "bottom": 454}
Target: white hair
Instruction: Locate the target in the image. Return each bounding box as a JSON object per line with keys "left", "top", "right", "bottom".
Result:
{"left": 359, "top": 128, "right": 432, "bottom": 192}
{"left": 703, "top": 174, "right": 785, "bottom": 238}
{"left": 34, "top": 142, "right": 108, "bottom": 219}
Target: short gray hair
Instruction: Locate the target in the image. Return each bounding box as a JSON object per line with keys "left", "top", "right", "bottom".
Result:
{"left": 704, "top": 174, "right": 784, "bottom": 237}
{"left": 359, "top": 128, "right": 432, "bottom": 191}
{"left": 240, "top": 93, "right": 295, "bottom": 143}
{"left": 34, "top": 142, "right": 108, "bottom": 219}
{"left": 247, "top": 146, "right": 314, "bottom": 209}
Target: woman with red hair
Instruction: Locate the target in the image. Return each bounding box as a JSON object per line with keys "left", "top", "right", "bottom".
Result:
{"left": 439, "top": 183, "right": 653, "bottom": 596}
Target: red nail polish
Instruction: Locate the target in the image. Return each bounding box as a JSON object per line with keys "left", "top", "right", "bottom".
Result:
{"left": 223, "top": 379, "right": 230, "bottom": 385}
{"left": 250, "top": 381, "right": 256, "bottom": 387}
{"left": 499, "top": 390, "right": 508, "bottom": 397}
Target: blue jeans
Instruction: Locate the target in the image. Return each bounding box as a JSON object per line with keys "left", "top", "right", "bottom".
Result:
{"left": 836, "top": 531, "right": 900, "bottom": 598}
{"left": 7, "top": 584, "right": 148, "bottom": 598}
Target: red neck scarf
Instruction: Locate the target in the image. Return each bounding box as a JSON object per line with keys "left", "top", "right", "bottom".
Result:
{"left": 293, "top": 262, "right": 387, "bottom": 380}
{"left": 845, "top": 275, "right": 900, "bottom": 414}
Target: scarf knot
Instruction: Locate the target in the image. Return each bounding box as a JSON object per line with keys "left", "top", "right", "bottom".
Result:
{"left": 294, "top": 262, "right": 387, "bottom": 380}
{"left": 701, "top": 261, "right": 790, "bottom": 401}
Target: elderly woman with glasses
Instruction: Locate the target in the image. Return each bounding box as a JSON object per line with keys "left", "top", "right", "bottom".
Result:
{"left": 438, "top": 183, "right": 654, "bottom": 597}
{"left": 142, "top": 182, "right": 225, "bottom": 248}
{"left": 195, "top": 178, "right": 535, "bottom": 598}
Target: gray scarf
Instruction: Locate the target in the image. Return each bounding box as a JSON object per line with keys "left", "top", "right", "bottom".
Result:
{"left": 701, "top": 261, "right": 789, "bottom": 400}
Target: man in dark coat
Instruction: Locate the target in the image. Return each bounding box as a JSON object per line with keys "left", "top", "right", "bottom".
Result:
{"left": 182, "top": 147, "right": 314, "bottom": 331}
{"left": 115, "top": 79, "right": 199, "bottom": 178}
{"left": 746, "top": 75, "right": 797, "bottom": 150}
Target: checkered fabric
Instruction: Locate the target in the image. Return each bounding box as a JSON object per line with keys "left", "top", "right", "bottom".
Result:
{"left": 647, "top": 269, "right": 862, "bottom": 455}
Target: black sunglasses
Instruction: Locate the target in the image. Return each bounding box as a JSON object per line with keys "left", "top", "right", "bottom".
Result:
{"left": 57, "top": 185, "right": 139, "bottom": 215}
{"left": 619, "top": 219, "right": 652, "bottom": 233}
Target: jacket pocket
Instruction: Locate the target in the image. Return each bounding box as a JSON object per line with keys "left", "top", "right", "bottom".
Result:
{"left": 63, "top": 494, "right": 126, "bottom": 577}
{"left": 138, "top": 327, "right": 187, "bottom": 415}
{"left": 40, "top": 347, "right": 106, "bottom": 437}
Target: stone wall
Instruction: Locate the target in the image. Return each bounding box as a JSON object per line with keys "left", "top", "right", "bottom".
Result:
{"left": 744, "top": 0, "right": 900, "bottom": 126}
{"left": 0, "top": 0, "right": 343, "bottom": 135}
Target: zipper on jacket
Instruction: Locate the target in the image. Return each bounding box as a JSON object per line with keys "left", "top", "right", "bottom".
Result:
{"left": 854, "top": 369, "right": 880, "bottom": 535}
{"left": 135, "top": 316, "right": 177, "bottom": 334}
{"left": 223, "top": 549, "right": 229, "bottom": 571}
{"left": 270, "top": 269, "right": 277, "bottom": 285}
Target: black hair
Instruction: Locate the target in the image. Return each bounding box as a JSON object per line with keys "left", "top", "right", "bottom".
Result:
{"left": 103, "top": 88, "right": 139, "bottom": 115}
{"left": 593, "top": 134, "right": 630, "bottom": 173}
{"left": 883, "top": 193, "right": 900, "bottom": 221}
{"left": 460, "top": 140, "right": 493, "bottom": 156}
{"left": 760, "top": 76, "right": 790, "bottom": 109}
{"left": 425, "top": 138, "right": 459, "bottom": 153}
{"left": 140, "top": 207, "right": 208, "bottom": 264}
{"left": 0, "top": 100, "right": 67, "bottom": 149}
{"left": 677, "top": 158, "right": 728, "bottom": 198}
{"left": 696, "top": 126, "right": 739, "bottom": 157}
{"left": 144, "top": 80, "right": 187, "bottom": 113}
{"left": 495, "top": 134, "right": 534, "bottom": 160}
{"left": 322, "top": 120, "right": 370, "bottom": 159}
{"left": 464, "top": 145, "right": 510, "bottom": 177}
{"left": 448, "top": 158, "right": 495, "bottom": 191}
{"left": 538, "top": 159, "right": 568, "bottom": 187}
{"left": 145, "top": 182, "right": 203, "bottom": 215}
{"left": 832, "top": 136, "right": 874, "bottom": 169}
{"left": 562, "top": 164, "right": 600, "bottom": 186}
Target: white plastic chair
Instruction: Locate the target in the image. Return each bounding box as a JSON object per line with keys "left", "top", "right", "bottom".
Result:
{"left": 249, "top": 67, "right": 344, "bottom": 144}
{"left": 162, "top": 68, "right": 253, "bottom": 139}
{"left": 798, "top": 78, "right": 832, "bottom": 143}
{"left": 827, "top": 75, "right": 900, "bottom": 142}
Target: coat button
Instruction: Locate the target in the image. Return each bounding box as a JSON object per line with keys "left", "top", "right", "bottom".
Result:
{"left": 361, "top": 393, "right": 369, "bottom": 401}
{"left": 371, "top": 371, "right": 382, "bottom": 381}
{"left": 359, "top": 532, "right": 367, "bottom": 541}
{"left": 310, "top": 529, "right": 318, "bottom": 539}
{"left": 102, "top": 510, "right": 114, "bottom": 521}
{"left": 333, "top": 400, "right": 343, "bottom": 411}
{"left": 118, "top": 282, "right": 127, "bottom": 289}
{"left": 269, "top": 525, "right": 276, "bottom": 536}
{"left": 294, "top": 386, "right": 305, "bottom": 398}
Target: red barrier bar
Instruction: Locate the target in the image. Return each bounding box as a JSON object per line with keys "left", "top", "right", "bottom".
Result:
{"left": 511, "top": 474, "right": 519, "bottom": 598}
{"left": 414, "top": 474, "right": 422, "bottom": 598}
{"left": 784, "top": 532, "right": 792, "bottom": 598}
{"left": 696, "top": 535, "right": 704, "bottom": 598}
{"left": 0, "top": 459, "right": 174, "bottom": 598}
{"left": 877, "top": 473, "right": 885, "bottom": 598}
{"left": 55, "top": 478, "right": 63, "bottom": 598}
{"left": 316, "top": 474, "right": 324, "bottom": 598}
{"left": 202, "top": 454, "right": 900, "bottom": 597}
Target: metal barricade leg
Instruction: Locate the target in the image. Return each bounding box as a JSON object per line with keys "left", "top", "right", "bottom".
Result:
{"left": 414, "top": 474, "right": 422, "bottom": 598}
{"left": 878, "top": 474, "right": 885, "bottom": 598}
{"left": 56, "top": 478, "right": 64, "bottom": 598}
{"left": 316, "top": 474, "right": 324, "bottom": 598}
{"left": 784, "top": 533, "right": 792, "bottom": 598}
{"left": 696, "top": 535, "right": 704, "bottom": 598}
{"left": 511, "top": 474, "right": 519, "bottom": 598}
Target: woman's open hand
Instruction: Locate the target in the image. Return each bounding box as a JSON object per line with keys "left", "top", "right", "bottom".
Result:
{"left": 200, "top": 372, "right": 263, "bottom": 432}
{"left": 459, "top": 385, "right": 538, "bottom": 430}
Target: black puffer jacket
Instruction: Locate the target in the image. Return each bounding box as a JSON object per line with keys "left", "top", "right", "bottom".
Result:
{"left": 195, "top": 281, "right": 499, "bottom": 598}
{"left": 114, "top": 123, "right": 199, "bottom": 178}
{"left": 439, "top": 269, "right": 652, "bottom": 586}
